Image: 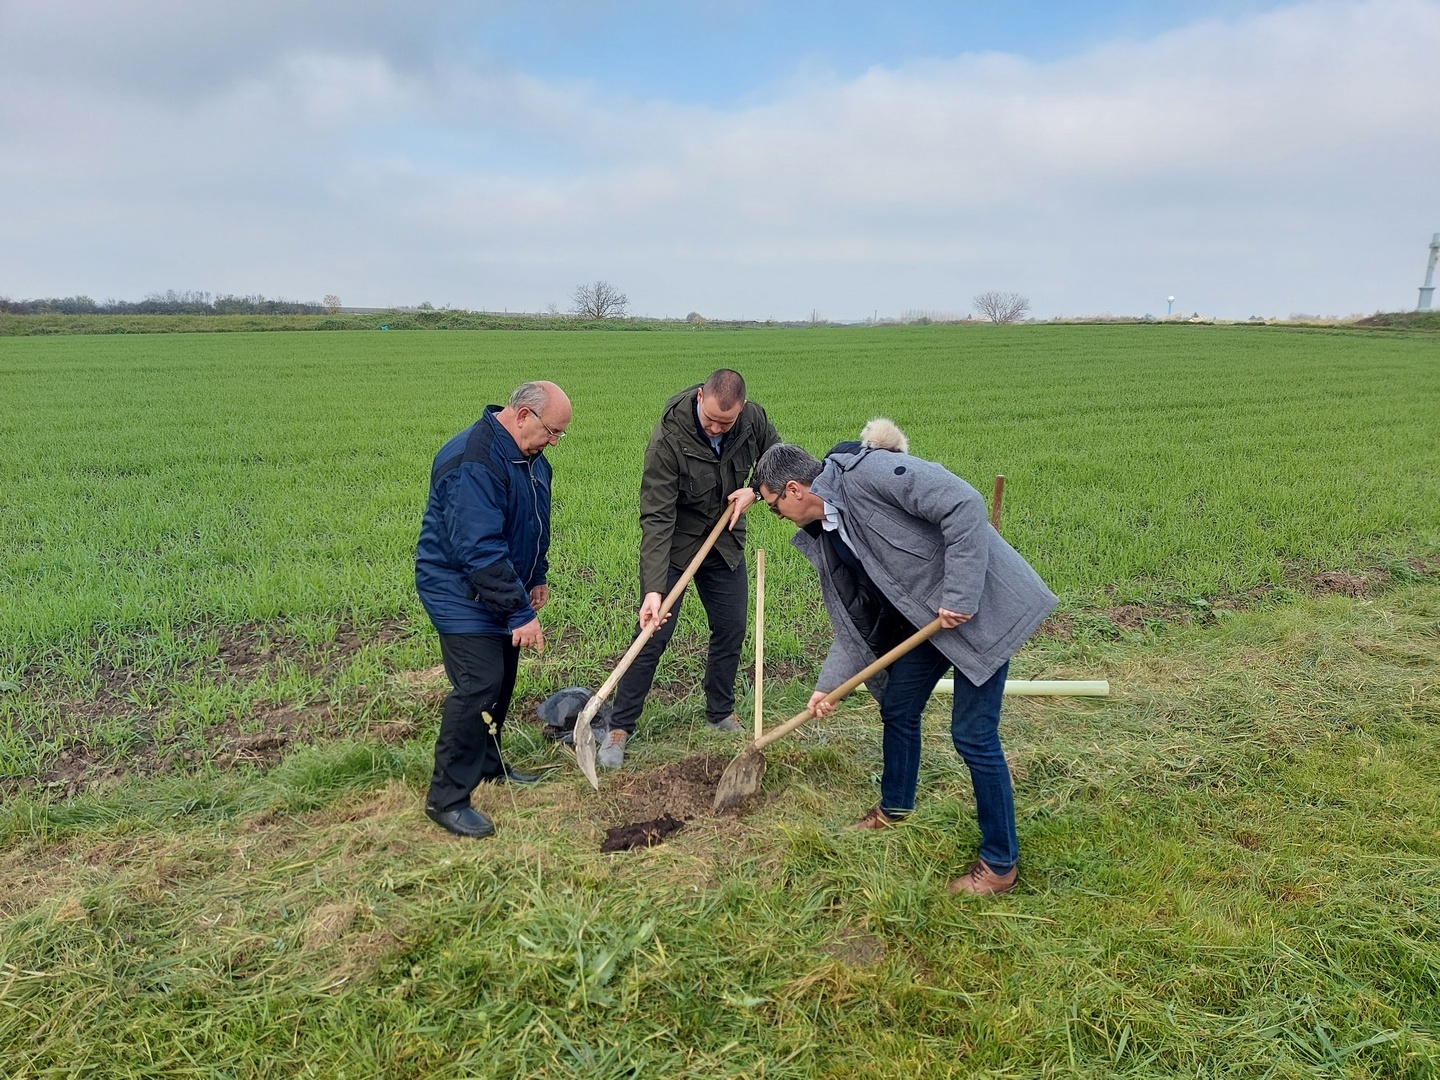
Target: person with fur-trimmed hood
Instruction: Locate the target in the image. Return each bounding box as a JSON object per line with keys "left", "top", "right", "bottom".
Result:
{"left": 752, "top": 420, "right": 1056, "bottom": 896}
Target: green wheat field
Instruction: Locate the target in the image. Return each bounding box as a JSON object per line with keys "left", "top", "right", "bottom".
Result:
{"left": 1, "top": 324, "right": 1437, "bottom": 1077}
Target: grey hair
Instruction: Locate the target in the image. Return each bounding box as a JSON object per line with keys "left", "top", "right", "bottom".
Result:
{"left": 507, "top": 381, "right": 551, "bottom": 413}
{"left": 752, "top": 443, "right": 822, "bottom": 494}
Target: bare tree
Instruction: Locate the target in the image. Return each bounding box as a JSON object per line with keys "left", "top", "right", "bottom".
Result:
{"left": 572, "top": 280, "right": 629, "bottom": 320}
{"left": 972, "top": 291, "right": 1031, "bottom": 324}
{"left": 323, "top": 294, "right": 341, "bottom": 314}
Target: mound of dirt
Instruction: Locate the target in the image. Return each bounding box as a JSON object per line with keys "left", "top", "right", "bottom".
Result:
{"left": 611, "top": 753, "right": 729, "bottom": 821}
{"left": 601, "top": 814, "right": 685, "bottom": 853}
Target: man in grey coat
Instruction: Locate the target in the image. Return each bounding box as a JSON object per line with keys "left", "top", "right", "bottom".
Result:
{"left": 752, "top": 422, "right": 1056, "bottom": 895}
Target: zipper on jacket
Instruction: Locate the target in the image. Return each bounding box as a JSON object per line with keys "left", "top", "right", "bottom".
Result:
{"left": 514, "top": 455, "right": 548, "bottom": 585}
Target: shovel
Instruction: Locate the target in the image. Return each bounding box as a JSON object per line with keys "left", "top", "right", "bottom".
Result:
{"left": 712, "top": 617, "right": 944, "bottom": 813}
{"left": 574, "top": 503, "right": 738, "bottom": 789}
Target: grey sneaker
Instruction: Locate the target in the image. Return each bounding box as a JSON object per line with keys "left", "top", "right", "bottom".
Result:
{"left": 597, "top": 729, "right": 628, "bottom": 770}
{"left": 706, "top": 714, "right": 744, "bottom": 733}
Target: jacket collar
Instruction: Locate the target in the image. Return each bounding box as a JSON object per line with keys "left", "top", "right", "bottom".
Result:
{"left": 810, "top": 459, "right": 844, "bottom": 513}
{"left": 666, "top": 385, "right": 736, "bottom": 457}
{"left": 692, "top": 398, "right": 719, "bottom": 455}
{"left": 482, "top": 403, "right": 540, "bottom": 464}
{"left": 810, "top": 446, "right": 875, "bottom": 511}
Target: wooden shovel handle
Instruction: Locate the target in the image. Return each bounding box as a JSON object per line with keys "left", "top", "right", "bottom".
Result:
{"left": 754, "top": 549, "right": 764, "bottom": 739}
{"left": 753, "top": 617, "right": 945, "bottom": 751}
{"left": 588, "top": 502, "right": 737, "bottom": 705}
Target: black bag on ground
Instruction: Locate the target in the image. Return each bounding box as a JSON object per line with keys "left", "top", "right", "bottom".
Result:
{"left": 537, "top": 686, "right": 612, "bottom": 744}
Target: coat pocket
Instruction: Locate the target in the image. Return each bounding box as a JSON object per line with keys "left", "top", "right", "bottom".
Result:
{"left": 680, "top": 458, "right": 720, "bottom": 500}
{"left": 957, "top": 573, "right": 1027, "bottom": 654}
{"left": 865, "top": 510, "right": 939, "bottom": 561}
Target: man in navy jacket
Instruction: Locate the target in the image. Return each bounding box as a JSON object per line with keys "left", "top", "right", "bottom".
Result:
{"left": 415, "top": 381, "right": 571, "bottom": 838}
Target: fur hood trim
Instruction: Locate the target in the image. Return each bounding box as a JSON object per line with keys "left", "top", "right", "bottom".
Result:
{"left": 860, "top": 417, "right": 908, "bottom": 453}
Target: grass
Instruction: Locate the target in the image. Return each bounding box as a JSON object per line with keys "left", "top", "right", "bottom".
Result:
{"left": 3, "top": 324, "right": 1436, "bottom": 782}
{"left": 3, "top": 325, "right": 1435, "bottom": 653}
{"left": 1, "top": 324, "right": 1438, "bottom": 1075}
{"left": 1, "top": 579, "right": 1436, "bottom": 1076}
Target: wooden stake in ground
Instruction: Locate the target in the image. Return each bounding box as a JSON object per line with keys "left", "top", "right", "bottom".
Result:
{"left": 754, "top": 549, "right": 764, "bottom": 741}
{"left": 990, "top": 474, "right": 1005, "bottom": 531}
{"left": 713, "top": 618, "right": 944, "bottom": 813}
{"left": 573, "top": 504, "right": 737, "bottom": 789}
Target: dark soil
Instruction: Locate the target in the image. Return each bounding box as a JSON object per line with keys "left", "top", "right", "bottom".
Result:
{"left": 601, "top": 814, "right": 686, "bottom": 853}
{"left": 611, "top": 754, "right": 732, "bottom": 821}
{"left": 1312, "top": 571, "right": 1371, "bottom": 597}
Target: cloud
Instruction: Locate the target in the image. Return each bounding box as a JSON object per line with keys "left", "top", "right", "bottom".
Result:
{"left": 0, "top": 0, "right": 1436, "bottom": 317}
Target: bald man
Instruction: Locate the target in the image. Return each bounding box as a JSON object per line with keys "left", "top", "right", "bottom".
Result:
{"left": 415, "top": 380, "right": 571, "bottom": 838}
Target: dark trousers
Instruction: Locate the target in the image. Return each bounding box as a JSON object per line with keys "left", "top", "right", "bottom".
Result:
{"left": 427, "top": 633, "right": 519, "bottom": 813}
{"left": 611, "top": 549, "right": 747, "bottom": 730}
{"left": 879, "top": 642, "right": 1017, "bottom": 873}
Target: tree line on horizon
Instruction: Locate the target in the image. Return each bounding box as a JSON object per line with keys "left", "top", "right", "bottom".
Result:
{"left": 0, "top": 290, "right": 326, "bottom": 316}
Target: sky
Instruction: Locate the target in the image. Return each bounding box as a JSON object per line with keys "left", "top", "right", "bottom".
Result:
{"left": 1, "top": 0, "right": 1437, "bottom": 320}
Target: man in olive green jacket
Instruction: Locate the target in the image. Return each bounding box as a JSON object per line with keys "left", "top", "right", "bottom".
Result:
{"left": 600, "top": 369, "right": 781, "bottom": 768}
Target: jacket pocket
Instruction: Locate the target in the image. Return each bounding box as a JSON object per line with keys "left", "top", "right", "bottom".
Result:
{"left": 865, "top": 510, "right": 939, "bottom": 561}
{"left": 957, "top": 573, "right": 1026, "bottom": 654}
{"left": 680, "top": 457, "right": 720, "bottom": 500}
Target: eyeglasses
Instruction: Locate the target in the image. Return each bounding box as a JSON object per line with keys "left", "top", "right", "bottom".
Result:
{"left": 531, "top": 410, "right": 567, "bottom": 442}
{"left": 761, "top": 487, "right": 787, "bottom": 515}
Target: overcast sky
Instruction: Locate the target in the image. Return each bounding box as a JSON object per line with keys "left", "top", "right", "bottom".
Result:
{"left": 1, "top": 0, "right": 1436, "bottom": 320}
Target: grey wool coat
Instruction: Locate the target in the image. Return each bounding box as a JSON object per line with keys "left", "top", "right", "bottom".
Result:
{"left": 795, "top": 446, "right": 1057, "bottom": 695}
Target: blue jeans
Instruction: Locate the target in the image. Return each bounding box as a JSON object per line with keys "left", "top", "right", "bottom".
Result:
{"left": 878, "top": 642, "right": 1016, "bottom": 873}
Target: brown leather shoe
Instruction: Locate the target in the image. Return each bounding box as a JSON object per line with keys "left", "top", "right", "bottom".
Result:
{"left": 847, "top": 806, "right": 903, "bottom": 831}
{"left": 947, "top": 859, "right": 1018, "bottom": 896}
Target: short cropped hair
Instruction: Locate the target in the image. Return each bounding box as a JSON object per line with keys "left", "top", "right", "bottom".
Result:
{"left": 508, "top": 382, "right": 550, "bottom": 413}
{"left": 702, "top": 369, "right": 746, "bottom": 408}
{"left": 752, "top": 443, "right": 822, "bottom": 494}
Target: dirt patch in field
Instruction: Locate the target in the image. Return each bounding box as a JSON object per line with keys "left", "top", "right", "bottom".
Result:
{"left": 10, "top": 556, "right": 1435, "bottom": 797}
{"left": 14, "top": 701, "right": 349, "bottom": 798}
{"left": 1028, "top": 562, "right": 1436, "bottom": 641}
{"left": 23, "top": 617, "right": 410, "bottom": 712}
{"left": 303, "top": 901, "right": 362, "bottom": 951}
{"left": 601, "top": 814, "right": 686, "bottom": 852}
{"left": 820, "top": 933, "right": 887, "bottom": 968}
{"left": 1312, "top": 571, "right": 1372, "bottom": 597}
{"left": 6, "top": 618, "right": 423, "bottom": 797}
{"left": 610, "top": 754, "right": 731, "bottom": 822}
{"left": 1101, "top": 605, "right": 1150, "bottom": 632}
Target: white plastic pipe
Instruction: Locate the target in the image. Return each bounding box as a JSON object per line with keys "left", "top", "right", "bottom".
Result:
{"left": 934, "top": 679, "right": 1110, "bottom": 697}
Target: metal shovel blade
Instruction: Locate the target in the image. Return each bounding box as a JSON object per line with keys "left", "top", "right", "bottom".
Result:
{"left": 572, "top": 695, "right": 601, "bottom": 790}
{"left": 711, "top": 745, "right": 766, "bottom": 813}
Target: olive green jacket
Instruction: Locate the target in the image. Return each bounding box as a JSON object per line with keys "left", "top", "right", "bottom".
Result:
{"left": 638, "top": 386, "right": 781, "bottom": 595}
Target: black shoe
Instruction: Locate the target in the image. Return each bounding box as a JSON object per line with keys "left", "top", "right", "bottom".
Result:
{"left": 425, "top": 804, "right": 496, "bottom": 839}
{"left": 477, "top": 765, "right": 541, "bottom": 786}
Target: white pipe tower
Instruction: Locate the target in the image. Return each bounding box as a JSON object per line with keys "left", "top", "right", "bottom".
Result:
{"left": 1419, "top": 233, "right": 1439, "bottom": 312}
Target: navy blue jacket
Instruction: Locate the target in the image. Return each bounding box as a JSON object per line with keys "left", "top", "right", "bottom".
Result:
{"left": 415, "top": 406, "right": 552, "bottom": 635}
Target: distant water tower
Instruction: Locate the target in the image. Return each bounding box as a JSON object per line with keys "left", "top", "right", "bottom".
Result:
{"left": 1419, "top": 233, "right": 1439, "bottom": 311}
{"left": 1166, "top": 295, "right": 1176, "bottom": 315}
